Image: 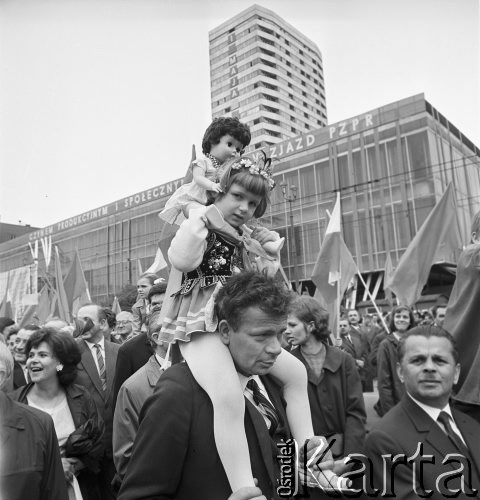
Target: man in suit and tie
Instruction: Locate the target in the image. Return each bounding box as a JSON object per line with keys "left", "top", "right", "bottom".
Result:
{"left": 75, "top": 303, "right": 120, "bottom": 500}
{"left": 364, "top": 325, "right": 480, "bottom": 498}
{"left": 339, "top": 317, "right": 372, "bottom": 392}
{"left": 112, "top": 281, "right": 167, "bottom": 405}
{"left": 12, "top": 324, "right": 40, "bottom": 389}
{"left": 118, "top": 272, "right": 338, "bottom": 500}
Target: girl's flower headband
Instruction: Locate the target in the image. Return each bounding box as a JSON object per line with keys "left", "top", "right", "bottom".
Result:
{"left": 229, "top": 151, "right": 276, "bottom": 190}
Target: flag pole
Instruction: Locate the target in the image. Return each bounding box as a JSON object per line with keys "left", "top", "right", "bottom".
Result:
{"left": 355, "top": 269, "right": 390, "bottom": 334}
{"left": 336, "top": 261, "right": 341, "bottom": 340}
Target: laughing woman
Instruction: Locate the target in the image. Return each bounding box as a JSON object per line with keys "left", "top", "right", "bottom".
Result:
{"left": 11, "top": 328, "right": 104, "bottom": 500}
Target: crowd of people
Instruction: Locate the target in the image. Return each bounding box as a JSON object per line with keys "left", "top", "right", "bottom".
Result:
{"left": 1, "top": 116, "right": 480, "bottom": 499}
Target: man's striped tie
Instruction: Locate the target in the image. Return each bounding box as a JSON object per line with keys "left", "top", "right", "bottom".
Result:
{"left": 247, "top": 378, "right": 280, "bottom": 436}
{"left": 94, "top": 344, "right": 107, "bottom": 391}
{"left": 437, "top": 411, "right": 470, "bottom": 457}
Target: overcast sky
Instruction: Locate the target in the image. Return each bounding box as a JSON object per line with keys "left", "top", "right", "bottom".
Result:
{"left": 0, "top": 0, "right": 478, "bottom": 228}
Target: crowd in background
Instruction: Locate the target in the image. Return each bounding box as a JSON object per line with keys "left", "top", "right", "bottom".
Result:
{"left": 0, "top": 271, "right": 478, "bottom": 500}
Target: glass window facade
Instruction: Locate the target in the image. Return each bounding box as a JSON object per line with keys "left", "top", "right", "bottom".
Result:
{"left": 1, "top": 95, "right": 479, "bottom": 305}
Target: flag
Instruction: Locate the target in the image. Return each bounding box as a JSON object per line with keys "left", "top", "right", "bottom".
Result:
{"left": 63, "top": 250, "right": 90, "bottom": 315}
{"left": 383, "top": 253, "right": 394, "bottom": 306}
{"left": 112, "top": 296, "right": 122, "bottom": 316}
{"left": 387, "top": 183, "right": 462, "bottom": 306}
{"left": 36, "top": 284, "right": 52, "bottom": 324}
{"left": 311, "top": 193, "right": 357, "bottom": 304}
{"left": 145, "top": 222, "right": 174, "bottom": 280}
{"left": 0, "top": 272, "right": 14, "bottom": 319}
{"left": 19, "top": 305, "right": 37, "bottom": 328}
{"left": 54, "top": 246, "right": 70, "bottom": 322}
{"left": 136, "top": 259, "right": 143, "bottom": 279}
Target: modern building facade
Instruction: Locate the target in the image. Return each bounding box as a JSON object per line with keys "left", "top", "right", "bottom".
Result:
{"left": 260, "top": 93, "right": 479, "bottom": 304}
{"left": 209, "top": 4, "right": 328, "bottom": 151}
{"left": 0, "top": 94, "right": 478, "bottom": 310}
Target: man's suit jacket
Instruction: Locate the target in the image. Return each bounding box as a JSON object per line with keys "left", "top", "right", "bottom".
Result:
{"left": 13, "top": 361, "right": 27, "bottom": 389}
{"left": 118, "top": 362, "right": 314, "bottom": 500}
{"left": 75, "top": 339, "right": 119, "bottom": 457}
{"left": 365, "top": 395, "right": 480, "bottom": 499}
{"left": 112, "top": 332, "right": 154, "bottom": 405}
{"left": 113, "top": 355, "right": 165, "bottom": 483}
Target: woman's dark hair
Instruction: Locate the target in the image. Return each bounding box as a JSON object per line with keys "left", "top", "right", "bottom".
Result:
{"left": 202, "top": 117, "right": 251, "bottom": 154}
{"left": 389, "top": 305, "right": 415, "bottom": 333}
{"left": 288, "top": 296, "right": 330, "bottom": 343}
{"left": 0, "top": 317, "right": 15, "bottom": 334}
{"left": 25, "top": 328, "right": 81, "bottom": 387}
{"left": 103, "top": 308, "right": 116, "bottom": 329}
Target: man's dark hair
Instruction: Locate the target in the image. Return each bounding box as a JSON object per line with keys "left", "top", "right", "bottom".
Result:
{"left": 148, "top": 281, "right": 167, "bottom": 302}
{"left": 103, "top": 308, "right": 116, "bottom": 329}
{"left": 25, "top": 328, "right": 81, "bottom": 386}
{"left": 215, "top": 271, "right": 291, "bottom": 330}
{"left": 397, "top": 324, "right": 459, "bottom": 363}
{"left": 6, "top": 326, "right": 19, "bottom": 341}
{"left": 202, "top": 117, "right": 251, "bottom": 154}
{"left": 0, "top": 317, "right": 15, "bottom": 334}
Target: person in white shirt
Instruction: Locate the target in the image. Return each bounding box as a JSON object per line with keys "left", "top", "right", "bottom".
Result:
{"left": 75, "top": 304, "right": 120, "bottom": 500}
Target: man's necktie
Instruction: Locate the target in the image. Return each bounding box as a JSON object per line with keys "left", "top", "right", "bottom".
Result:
{"left": 247, "top": 378, "right": 280, "bottom": 436}
{"left": 437, "top": 411, "right": 470, "bottom": 457}
{"left": 94, "top": 344, "right": 107, "bottom": 391}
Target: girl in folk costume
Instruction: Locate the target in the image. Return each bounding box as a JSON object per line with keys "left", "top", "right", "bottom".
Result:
{"left": 157, "top": 152, "right": 324, "bottom": 495}
{"left": 159, "top": 116, "right": 251, "bottom": 227}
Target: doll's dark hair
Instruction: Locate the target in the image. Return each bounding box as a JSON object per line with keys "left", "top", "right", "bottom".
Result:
{"left": 202, "top": 117, "right": 251, "bottom": 154}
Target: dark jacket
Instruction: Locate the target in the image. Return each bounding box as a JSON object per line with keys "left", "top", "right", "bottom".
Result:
{"left": 75, "top": 339, "right": 119, "bottom": 459}
{"left": 340, "top": 328, "right": 372, "bottom": 390}
{"left": 13, "top": 360, "right": 27, "bottom": 389}
{"left": 118, "top": 362, "right": 323, "bottom": 500}
{"left": 376, "top": 334, "right": 405, "bottom": 416}
{"left": 112, "top": 331, "right": 154, "bottom": 404}
{"left": 291, "top": 345, "right": 366, "bottom": 457}
{"left": 365, "top": 395, "right": 480, "bottom": 498}
{"left": 0, "top": 391, "right": 68, "bottom": 500}
{"left": 11, "top": 382, "right": 105, "bottom": 472}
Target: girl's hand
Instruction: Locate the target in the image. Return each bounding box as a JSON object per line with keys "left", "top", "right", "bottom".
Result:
{"left": 61, "top": 457, "right": 85, "bottom": 480}
{"left": 209, "top": 182, "right": 223, "bottom": 194}
{"left": 251, "top": 227, "right": 276, "bottom": 245}
{"left": 61, "top": 458, "right": 75, "bottom": 482}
